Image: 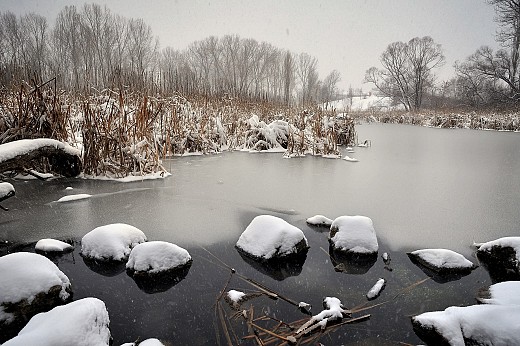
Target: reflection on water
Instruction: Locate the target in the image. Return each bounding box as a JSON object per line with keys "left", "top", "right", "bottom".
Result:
{"left": 1, "top": 124, "right": 519, "bottom": 344}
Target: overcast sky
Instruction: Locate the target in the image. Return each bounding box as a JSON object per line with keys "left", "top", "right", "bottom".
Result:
{"left": 2, "top": 0, "right": 499, "bottom": 92}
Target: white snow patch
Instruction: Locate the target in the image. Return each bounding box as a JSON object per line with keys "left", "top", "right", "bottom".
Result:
{"left": 296, "top": 297, "right": 349, "bottom": 335}
{"left": 0, "top": 182, "right": 15, "bottom": 198}
{"left": 0, "top": 138, "right": 80, "bottom": 163}
{"left": 478, "top": 236, "right": 520, "bottom": 262}
{"left": 35, "top": 239, "right": 73, "bottom": 253}
{"left": 480, "top": 281, "right": 520, "bottom": 306}
{"left": 0, "top": 252, "right": 70, "bottom": 324}
{"left": 227, "top": 290, "right": 246, "bottom": 304}
{"left": 366, "top": 278, "right": 386, "bottom": 300}
{"left": 56, "top": 194, "right": 91, "bottom": 202}
{"left": 65, "top": 186, "right": 73, "bottom": 190}
{"left": 236, "top": 215, "right": 308, "bottom": 259}
{"left": 413, "top": 304, "right": 520, "bottom": 345}
{"left": 126, "top": 241, "right": 191, "bottom": 274}
{"left": 409, "top": 249, "right": 475, "bottom": 270}
{"left": 343, "top": 155, "right": 359, "bottom": 162}
{"left": 81, "top": 223, "right": 147, "bottom": 261}
{"left": 3, "top": 297, "right": 110, "bottom": 346}
{"left": 329, "top": 216, "right": 378, "bottom": 254}
{"left": 306, "top": 215, "right": 333, "bottom": 227}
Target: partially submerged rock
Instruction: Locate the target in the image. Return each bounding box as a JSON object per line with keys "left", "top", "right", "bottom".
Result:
{"left": 366, "top": 278, "right": 386, "bottom": 300}
{"left": 35, "top": 239, "right": 73, "bottom": 254}
{"left": 329, "top": 244, "right": 377, "bottom": 275}
{"left": 306, "top": 215, "right": 333, "bottom": 227}
{"left": 329, "top": 215, "right": 378, "bottom": 256}
{"left": 476, "top": 237, "right": 520, "bottom": 280}
{"left": 407, "top": 249, "right": 477, "bottom": 275}
{"left": 0, "top": 252, "right": 72, "bottom": 340}
{"left": 477, "top": 281, "right": 520, "bottom": 306}
{"left": 3, "top": 297, "right": 110, "bottom": 346}
{"left": 236, "top": 215, "right": 309, "bottom": 260}
{"left": 412, "top": 304, "right": 520, "bottom": 346}
{"left": 81, "top": 223, "right": 147, "bottom": 261}
{"left": 237, "top": 248, "right": 307, "bottom": 280}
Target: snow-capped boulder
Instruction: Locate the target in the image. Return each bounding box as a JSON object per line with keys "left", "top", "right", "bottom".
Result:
{"left": 81, "top": 223, "right": 147, "bottom": 261}
{"left": 407, "top": 249, "right": 477, "bottom": 274}
{"left": 476, "top": 237, "right": 520, "bottom": 279}
{"left": 306, "top": 215, "right": 333, "bottom": 227}
{"left": 126, "top": 241, "right": 192, "bottom": 275}
{"left": 3, "top": 297, "right": 110, "bottom": 346}
{"left": 35, "top": 239, "right": 73, "bottom": 253}
{"left": 329, "top": 216, "right": 378, "bottom": 255}
{"left": 236, "top": 215, "right": 309, "bottom": 260}
{"left": 0, "top": 252, "right": 71, "bottom": 331}
{"left": 477, "top": 281, "right": 520, "bottom": 306}
{"left": 0, "top": 182, "right": 14, "bottom": 200}
{"left": 412, "top": 304, "right": 520, "bottom": 346}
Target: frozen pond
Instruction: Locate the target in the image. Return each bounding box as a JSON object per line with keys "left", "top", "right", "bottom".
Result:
{"left": 1, "top": 123, "right": 519, "bottom": 344}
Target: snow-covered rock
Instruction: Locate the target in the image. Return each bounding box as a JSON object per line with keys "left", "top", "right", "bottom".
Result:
{"left": 366, "top": 278, "right": 386, "bottom": 300}
{"left": 236, "top": 215, "right": 309, "bottom": 260}
{"left": 306, "top": 215, "right": 333, "bottom": 227}
{"left": 81, "top": 223, "right": 147, "bottom": 261}
{"left": 412, "top": 304, "right": 520, "bottom": 346}
{"left": 0, "top": 252, "right": 71, "bottom": 327}
{"left": 3, "top": 297, "right": 110, "bottom": 346}
{"left": 0, "top": 182, "right": 15, "bottom": 200}
{"left": 477, "top": 281, "right": 520, "bottom": 306}
{"left": 407, "top": 249, "right": 477, "bottom": 274}
{"left": 35, "top": 239, "right": 73, "bottom": 253}
{"left": 0, "top": 138, "right": 80, "bottom": 163}
{"left": 121, "top": 339, "right": 165, "bottom": 346}
{"left": 329, "top": 215, "right": 378, "bottom": 255}
{"left": 126, "top": 241, "right": 192, "bottom": 274}
{"left": 476, "top": 237, "right": 520, "bottom": 278}
{"left": 56, "top": 194, "right": 91, "bottom": 203}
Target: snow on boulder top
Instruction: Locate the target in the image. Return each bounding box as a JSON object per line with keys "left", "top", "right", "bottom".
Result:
{"left": 408, "top": 249, "right": 476, "bottom": 272}
{"left": 412, "top": 304, "right": 520, "bottom": 346}
{"left": 139, "top": 339, "right": 165, "bottom": 346}
{"left": 0, "top": 138, "right": 80, "bottom": 163}
{"left": 2, "top": 297, "right": 110, "bottom": 346}
{"left": 0, "top": 252, "right": 71, "bottom": 307}
{"left": 306, "top": 215, "right": 333, "bottom": 227}
{"left": 477, "top": 236, "right": 520, "bottom": 262}
{"left": 35, "top": 239, "right": 73, "bottom": 253}
{"left": 236, "top": 215, "right": 309, "bottom": 260}
{"left": 329, "top": 216, "right": 378, "bottom": 254}
{"left": 81, "top": 223, "right": 147, "bottom": 261}
{"left": 126, "top": 241, "right": 192, "bottom": 274}
{"left": 56, "top": 194, "right": 92, "bottom": 203}
{"left": 478, "top": 281, "right": 520, "bottom": 306}
{"left": 0, "top": 182, "right": 15, "bottom": 199}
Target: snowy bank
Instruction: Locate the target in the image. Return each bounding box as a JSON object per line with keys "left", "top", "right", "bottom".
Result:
{"left": 236, "top": 215, "right": 309, "bottom": 260}
{"left": 407, "top": 249, "right": 477, "bottom": 274}
{"left": 0, "top": 252, "right": 71, "bottom": 329}
{"left": 126, "top": 241, "right": 192, "bottom": 274}
{"left": 329, "top": 216, "right": 378, "bottom": 255}
{"left": 35, "top": 239, "right": 73, "bottom": 253}
{"left": 3, "top": 297, "right": 110, "bottom": 346}
{"left": 81, "top": 223, "right": 147, "bottom": 261}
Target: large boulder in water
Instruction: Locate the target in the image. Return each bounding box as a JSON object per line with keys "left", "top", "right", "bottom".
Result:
{"left": 236, "top": 215, "right": 309, "bottom": 260}
{"left": 408, "top": 249, "right": 477, "bottom": 274}
{"left": 476, "top": 237, "right": 520, "bottom": 280}
{"left": 3, "top": 297, "right": 110, "bottom": 346}
{"left": 0, "top": 252, "right": 72, "bottom": 341}
{"left": 329, "top": 215, "right": 378, "bottom": 256}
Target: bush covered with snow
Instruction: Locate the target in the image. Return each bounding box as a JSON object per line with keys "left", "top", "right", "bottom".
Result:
{"left": 126, "top": 241, "right": 192, "bottom": 274}
{"left": 81, "top": 223, "right": 147, "bottom": 261}
{"left": 0, "top": 252, "right": 71, "bottom": 329}
{"left": 329, "top": 215, "right": 378, "bottom": 255}
{"left": 3, "top": 297, "right": 110, "bottom": 346}
{"left": 236, "top": 215, "right": 309, "bottom": 260}
{"left": 407, "top": 249, "right": 477, "bottom": 274}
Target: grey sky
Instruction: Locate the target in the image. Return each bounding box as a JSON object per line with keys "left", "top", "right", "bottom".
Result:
{"left": 2, "top": 0, "right": 499, "bottom": 92}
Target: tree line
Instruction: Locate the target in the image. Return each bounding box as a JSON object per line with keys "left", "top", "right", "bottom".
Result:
{"left": 0, "top": 3, "right": 341, "bottom": 106}
{"left": 364, "top": 0, "right": 520, "bottom": 110}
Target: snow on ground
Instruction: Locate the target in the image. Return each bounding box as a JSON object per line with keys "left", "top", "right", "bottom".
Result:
{"left": 236, "top": 215, "right": 308, "bottom": 259}
{"left": 81, "top": 223, "right": 147, "bottom": 261}
{"left": 3, "top": 297, "right": 110, "bottom": 346}
{"left": 126, "top": 241, "right": 191, "bottom": 274}
{"left": 412, "top": 304, "right": 520, "bottom": 345}
{"left": 35, "top": 239, "right": 73, "bottom": 253}
{"left": 306, "top": 215, "right": 333, "bottom": 227}
{"left": 366, "top": 278, "right": 386, "bottom": 300}
{"left": 56, "top": 194, "right": 92, "bottom": 202}
{"left": 329, "top": 216, "right": 378, "bottom": 254}
{"left": 227, "top": 290, "right": 246, "bottom": 304}
{"left": 0, "top": 138, "right": 80, "bottom": 163}
{"left": 0, "top": 252, "right": 71, "bottom": 324}
{"left": 408, "top": 249, "right": 476, "bottom": 272}
{"left": 478, "top": 281, "right": 520, "bottom": 306}
{"left": 0, "top": 182, "right": 14, "bottom": 198}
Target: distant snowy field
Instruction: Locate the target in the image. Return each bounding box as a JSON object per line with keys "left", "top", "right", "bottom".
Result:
{"left": 322, "top": 95, "right": 404, "bottom": 112}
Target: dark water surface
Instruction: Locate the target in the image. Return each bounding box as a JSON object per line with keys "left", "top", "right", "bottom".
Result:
{"left": 1, "top": 124, "right": 519, "bottom": 344}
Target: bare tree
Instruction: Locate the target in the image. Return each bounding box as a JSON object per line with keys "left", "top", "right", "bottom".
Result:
{"left": 297, "top": 52, "right": 318, "bottom": 106}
